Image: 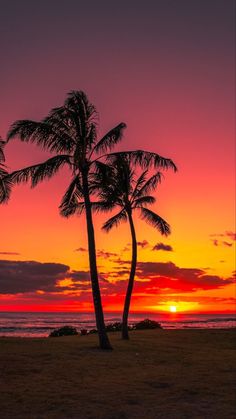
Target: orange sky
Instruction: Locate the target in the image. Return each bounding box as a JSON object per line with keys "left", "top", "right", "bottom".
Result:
{"left": 0, "top": 0, "right": 235, "bottom": 313}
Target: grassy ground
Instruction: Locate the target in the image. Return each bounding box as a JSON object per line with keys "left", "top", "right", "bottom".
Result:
{"left": 0, "top": 329, "right": 235, "bottom": 419}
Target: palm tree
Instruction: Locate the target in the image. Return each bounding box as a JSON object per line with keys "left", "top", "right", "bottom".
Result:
{"left": 99, "top": 154, "right": 171, "bottom": 339}
{"left": 7, "top": 90, "right": 176, "bottom": 348}
{"left": 0, "top": 138, "right": 12, "bottom": 203}
{"left": 7, "top": 90, "right": 128, "bottom": 350}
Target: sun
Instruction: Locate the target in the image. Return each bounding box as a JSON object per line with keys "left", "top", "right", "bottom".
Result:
{"left": 169, "top": 305, "right": 177, "bottom": 313}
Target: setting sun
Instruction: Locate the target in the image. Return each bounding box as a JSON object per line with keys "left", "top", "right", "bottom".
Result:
{"left": 169, "top": 306, "right": 177, "bottom": 313}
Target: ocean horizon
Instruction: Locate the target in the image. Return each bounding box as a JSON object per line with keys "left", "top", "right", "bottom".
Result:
{"left": 0, "top": 311, "right": 235, "bottom": 337}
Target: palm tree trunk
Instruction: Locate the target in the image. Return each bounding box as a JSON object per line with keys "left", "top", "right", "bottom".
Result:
{"left": 82, "top": 171, "right": 112, "bottom": 350}
{"left": 122, "top": 210, "right": 137, "bottom": 340}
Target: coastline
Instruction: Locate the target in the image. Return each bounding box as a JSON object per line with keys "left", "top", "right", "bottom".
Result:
{"left": 0, "top": 326, "right": 235, "bottom": 339}
{"left": 0, "top": 312, "right": 235, "bottom": 338}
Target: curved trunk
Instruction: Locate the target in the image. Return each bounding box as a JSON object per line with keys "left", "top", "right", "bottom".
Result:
{"left": 122, "top": 210, "right": 137, "bottom": 340}
{"left": 82, "top": 171, "right": 112, "bottom": 350}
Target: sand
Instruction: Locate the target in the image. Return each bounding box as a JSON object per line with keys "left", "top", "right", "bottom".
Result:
{"left": 0, "top": 329, "right": 235, "bottom": 418}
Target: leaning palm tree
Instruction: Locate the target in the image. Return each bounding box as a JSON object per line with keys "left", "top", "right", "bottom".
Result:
{"left": 99, "top": 155, "right": 171, "bottom": 339}
{"left": 7, "top": 91, "right": 127, "bottom": 350}
{"left": 0, "top": 138, "right": 12, "bottom": 203}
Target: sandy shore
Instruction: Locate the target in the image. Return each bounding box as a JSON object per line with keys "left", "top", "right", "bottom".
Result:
{"left": 0, "top": 329, "right": 235, "bottom": 418}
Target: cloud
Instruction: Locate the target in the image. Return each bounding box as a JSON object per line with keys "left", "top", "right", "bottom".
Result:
{"left": 211, "top": 239, "right": 234, "bottom": 248}
{"left": 1, "top": 258, "right": 234, "bottom": 302}
{"left": 133, "top": 261, "right": 235, "bottom": 292}
{"left": 225, "top": 231, "right": 236, "bottom": 241}
{"left": 153, "top": 243, "right": 173, "bottom": 252}
{"left": 68, "top": 270, "right": 91, "bottom": 281}
{"left": 0, "top": 261, "right": 105, "bottom": 295}
{"left": 122, "top": 245, "right": 130, "bottom": 252}
{"left": 74, "top": 247, "right": 87, "bottom": 252}
{"left": 100, "top": 262, "right": 235, "bottom": 297}
{"left": 210, "top": 231, "right": 236, "bottom": 247}
{"left": 137, "top": 240, "right": 149, "bottom": 248}
{"left": 97, "top": 250, "right": 118, "bottom": 259}
{"left": 69, "top": 270, "right": 108, "bottom": 284}
{"left": 222, "top": 241, "right": 233, "bottom": 247}
{"left": 0, "top": 260, "right": 69, "bottom": 294}
{"left": 0, "top": 251, "right": 20, "bottom": 255}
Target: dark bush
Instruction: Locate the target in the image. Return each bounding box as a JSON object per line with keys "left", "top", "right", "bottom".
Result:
{"left": 134, "top": 319, "right": 162, "bottom": 330}
{"left": 105, "top": 322, "right": 122, "bottom": 332}
{"left": 80, "top": 329, "right": 88, "bottom": 335}
{"left": 49, "top": 325, "right": 78, "bottom": 337}
{"left": 88, "top": 329, "right": 98, "bottom": 334}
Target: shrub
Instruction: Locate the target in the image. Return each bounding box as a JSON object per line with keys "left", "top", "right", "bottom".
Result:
{"left": 134, "top": 319, "right": 162, "bottom": 330}
{"left": 105, "top": 322, "right": 122, "bottom": 332}
{"left": 49, "top": 325, "right": 78, "bottom": 337}
{"left": 89, "top": 322, "right": 131, "bottom": 333}
{"left": 88, "top": 329, "right": 98, "bottom": 334}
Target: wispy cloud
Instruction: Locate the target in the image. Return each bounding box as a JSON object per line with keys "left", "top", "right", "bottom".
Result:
{"left": 225, "top": 231, "right": 236, "bottom": 241}
{"left": 137, "top": 240, "right": 149, "bottom": 248}
{"left": 210, "top": 231, "right": 236, "bottom": 247}
{"left": 74, "top": 247, "right": 87, "bottom": 252}
{"left": 97, "top": 250, "right": 118, "bottom": 259}
{"left": 152, "top": 243, "right": 173, "bottom": 252}
{"left": 0, "top": 251, "right": 20, "bottom": 255}
{"left": 222, "top": 241, "right": 233, "bottom": 247}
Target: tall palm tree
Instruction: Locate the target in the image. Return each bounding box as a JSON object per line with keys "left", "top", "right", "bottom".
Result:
{"left": 7, "top": 90, "right": 176, "bottom": 348}
{"left": 0, "top": 138, "right": 12, "bottom": 203}
{"left": 7, "top": 91, "right": 128, "bottom": 350}
{"left": 99, "top": 155, "right": 171, "bottom": 339}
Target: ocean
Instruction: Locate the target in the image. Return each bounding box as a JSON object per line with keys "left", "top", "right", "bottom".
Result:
{"left": 0, "top": 312, "right": 235, "bottom": 337}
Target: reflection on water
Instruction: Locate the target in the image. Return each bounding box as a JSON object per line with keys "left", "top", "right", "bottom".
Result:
{"left": 0, "top": 312, "right": 235, "bottom": 337}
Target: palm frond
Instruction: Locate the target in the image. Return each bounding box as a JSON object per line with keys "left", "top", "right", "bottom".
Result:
{"left": 140, "top": 207, "right": 171, "bottom": 236}
{"left": 64, "top": 91, "right": 98, "bottom": 151}
{"left": 102, "top": 209, "right": 127, "bottom": 232}
{"left": 108, "top": 150, "right": 177, "bottom": 171}
{"left": 91, "top": 200, "right": 116, "bottom": 213}
{"left": 86, "top": 123, "right": 97, "bottom": 150}
{"left": 65, "top": 91, "right": 97, "bottom": 122}
{"left": 135, "top": 172, "right": 163, "bottom": 198}
{"left": 91, "top": 123, "right": 126, "bottom": 155}
{"left": 32, "top": 155, "right": 71, "bottom": 187}
{"left": 132, "top": 170, "right": 148, "bottom": 197}
{"left": 90, "top": 160, "right": 114, "bottom": 184}
{"left": 9, "top": 155, "right": 70, "bottom": 187}
{"left": 89, "top": 161, "right": 115, "bottom": 197}
{"left": 75, "top": 202, "right": 86, "bottom": 215}
{"left": 7, "top": 120, "right": 75, "bottom": 154}
{"left": 0, "top": 138, "right": 6, "bottom": 162}
{"left": 59, "top": 175, "right": 83, "bottom": 217}
{"left": 0, "top": 170, "right": 13, "bottom": 203}
{"left": 133, "top": 195, "right": 156, "bottom": 208}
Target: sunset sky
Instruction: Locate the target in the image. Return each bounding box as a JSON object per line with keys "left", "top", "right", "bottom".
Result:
{"left": 0, "top": 0, "right": 235, "bottom": 313}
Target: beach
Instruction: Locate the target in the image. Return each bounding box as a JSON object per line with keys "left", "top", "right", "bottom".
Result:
{"left": 0, "top": 329, "right": 235, "bottom": 418}
{"left": 1, "top": 312, "right": 235, "bottom": 337}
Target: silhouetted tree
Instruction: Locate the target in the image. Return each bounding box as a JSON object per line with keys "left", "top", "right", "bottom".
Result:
{"left": 0, "top": 138, "right": 12, "bottom": 203}
{"left": 99, "top": 154, "right": 172, "bottom": 339}
{"left": 7, "top": 91, "right": 128, "bottom": 350}
{"left": 7, "top": 90, "right": 177, "bottom": 348}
